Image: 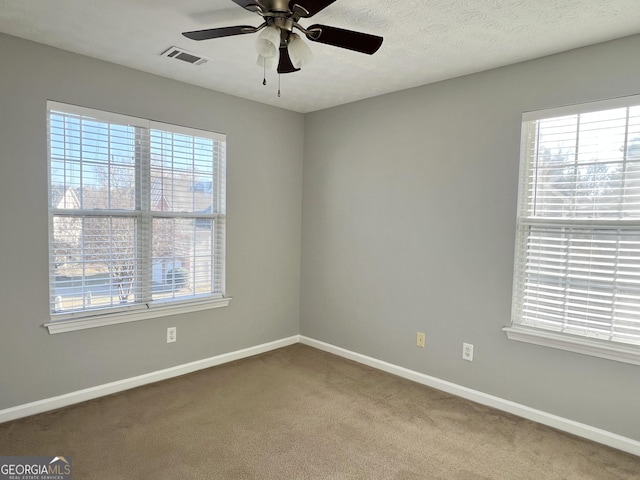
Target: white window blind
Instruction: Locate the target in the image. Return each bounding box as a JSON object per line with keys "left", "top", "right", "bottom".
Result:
{"left": 511, "top": 96, "right": 640, "bottom": 349}
{"left": 48, "top": 101, "right": 226, "bottom": 322}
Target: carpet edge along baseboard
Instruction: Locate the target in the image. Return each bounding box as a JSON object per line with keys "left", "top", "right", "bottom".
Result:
{"left": 0, "top": 334, "right": 638, "bottom": 457}
{"left": 298, "top": 336, "right": 640, "bottom": 458}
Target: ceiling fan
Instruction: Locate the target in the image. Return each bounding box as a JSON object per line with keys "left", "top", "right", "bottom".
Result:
{"left": 182, "top": 0, "right": 384, "bottom": 74}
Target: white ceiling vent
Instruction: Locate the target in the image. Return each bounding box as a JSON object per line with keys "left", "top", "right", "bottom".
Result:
{"left": 161, "top": 46, "right": 209, "bottom": 66}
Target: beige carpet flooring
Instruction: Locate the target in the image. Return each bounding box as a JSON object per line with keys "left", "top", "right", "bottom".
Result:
{"left": 0, "top": 344, "right": 638, "bottom": 479}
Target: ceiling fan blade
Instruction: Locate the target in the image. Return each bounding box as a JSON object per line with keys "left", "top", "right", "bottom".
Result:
{"left": 277, "top": 47, "right": 300, "bottom": 74}
{"left": 306, "top": 24, "right": 383, "bottom": 54}
{"left": 182, "top": 25, "right": 257, "bottom": 41}
{"left": 289, "top": 0, "right": 337, "bottom": 17}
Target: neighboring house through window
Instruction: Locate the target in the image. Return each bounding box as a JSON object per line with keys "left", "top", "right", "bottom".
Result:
{"left": 46, "top": 101, "right": 229, "bottom": 333}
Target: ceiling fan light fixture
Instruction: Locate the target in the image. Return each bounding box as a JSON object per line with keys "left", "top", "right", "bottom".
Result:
{"left": 255, "top": 26, "right": 281, "bottom": 58}
{"left": 288, "top": 33, "right": 313, "bottom": 69}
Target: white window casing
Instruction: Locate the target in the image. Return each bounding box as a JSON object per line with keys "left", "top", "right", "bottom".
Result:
{"left": 507, "top": 95, "right": 640, "bottom": 365}
{"left": 45, "top": 101, "right": 230, "bottom": 333}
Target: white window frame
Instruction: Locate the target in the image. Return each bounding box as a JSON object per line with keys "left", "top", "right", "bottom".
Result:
{"left": 45, "top": 101, "right": 230, "bottom": 334}
{"left": 505, "top": 95, "right": 640, "bottom": 365}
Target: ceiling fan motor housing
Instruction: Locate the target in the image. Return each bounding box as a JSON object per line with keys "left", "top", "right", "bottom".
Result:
{"left": 271, "top": 16, "right": 295, "bottom": 35}
{"left": 259, "top": 0, "right": 293, "bottom": 13}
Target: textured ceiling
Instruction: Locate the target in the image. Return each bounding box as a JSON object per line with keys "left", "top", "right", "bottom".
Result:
{"left": 1, "top": 0, "right": 640, "bottom": 113}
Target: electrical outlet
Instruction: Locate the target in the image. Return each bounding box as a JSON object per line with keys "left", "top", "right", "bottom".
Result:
{"left": 462, "top": 343, "right": 474, "bottom": 361}
{"left": 416, "top": 332, "right": 425, "bottom": 348}
{"left": 167, "top": 327, "right": 177, "bottom": 343}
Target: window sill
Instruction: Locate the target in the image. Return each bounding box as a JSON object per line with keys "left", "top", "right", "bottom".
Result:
{"left": 503, "top": 325, "right": 640, "bottom": 366}
{"left": 44, "top": 297, "right": 232, "bottom": 334}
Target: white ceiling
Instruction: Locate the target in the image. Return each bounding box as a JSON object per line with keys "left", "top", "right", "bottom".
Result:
{"left": 1, "top": 0, "right": 640, "bottom": 113}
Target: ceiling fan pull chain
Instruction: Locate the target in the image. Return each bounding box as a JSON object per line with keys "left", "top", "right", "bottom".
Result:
{"left": 278, "top": 73, "right": 281, "bottom": 98}
{"left": 262, "top": 57, "right": 267, "bottom": 86}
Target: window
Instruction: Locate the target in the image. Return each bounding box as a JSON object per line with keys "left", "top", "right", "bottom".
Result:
{"left": 506, "top": 96, "right": 640, "bottom": 365}
{"left": 46, "top": 102, "right": 229, "bottom": 333}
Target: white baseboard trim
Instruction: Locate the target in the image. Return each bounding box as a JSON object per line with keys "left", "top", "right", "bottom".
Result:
{"left": 0, "top": 335, "right": 300, "bottom": 424}
{"left": 300, "top": 336, "right": 640, "bottom": 457}
{"left": 3, "top": 334, "right": 638, "bottom": 457}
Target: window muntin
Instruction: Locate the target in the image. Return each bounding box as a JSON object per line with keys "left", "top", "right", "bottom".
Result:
{"left": 48, "top": 102, "right": 226, "bottom": 320}
{"left": 512, "top": 97, "right": 640, "bottom": 347}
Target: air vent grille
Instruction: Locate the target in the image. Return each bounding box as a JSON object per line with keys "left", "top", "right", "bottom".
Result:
{"left": 161, "top": 47, "right": 209, "bottom": 66}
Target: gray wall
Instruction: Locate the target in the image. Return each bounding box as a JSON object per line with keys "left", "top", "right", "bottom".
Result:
{"left": 301, "top": 35, "right": 640, "bottom": 441}
{"left": 1, "top": 28, "right": 639, "bottom": 443}
{"left": 0, "top": 33, "right": 303, "bottom": 409}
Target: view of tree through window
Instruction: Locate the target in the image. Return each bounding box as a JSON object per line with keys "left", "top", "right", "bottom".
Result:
{"left": 531, "top": 108, "right": 640, "bottom": 218}
{"left": 48, "top": 102, "right": 226, "bottom": 317}
{"left": 512, "top": 100, "right": 640, "bottom": 346}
